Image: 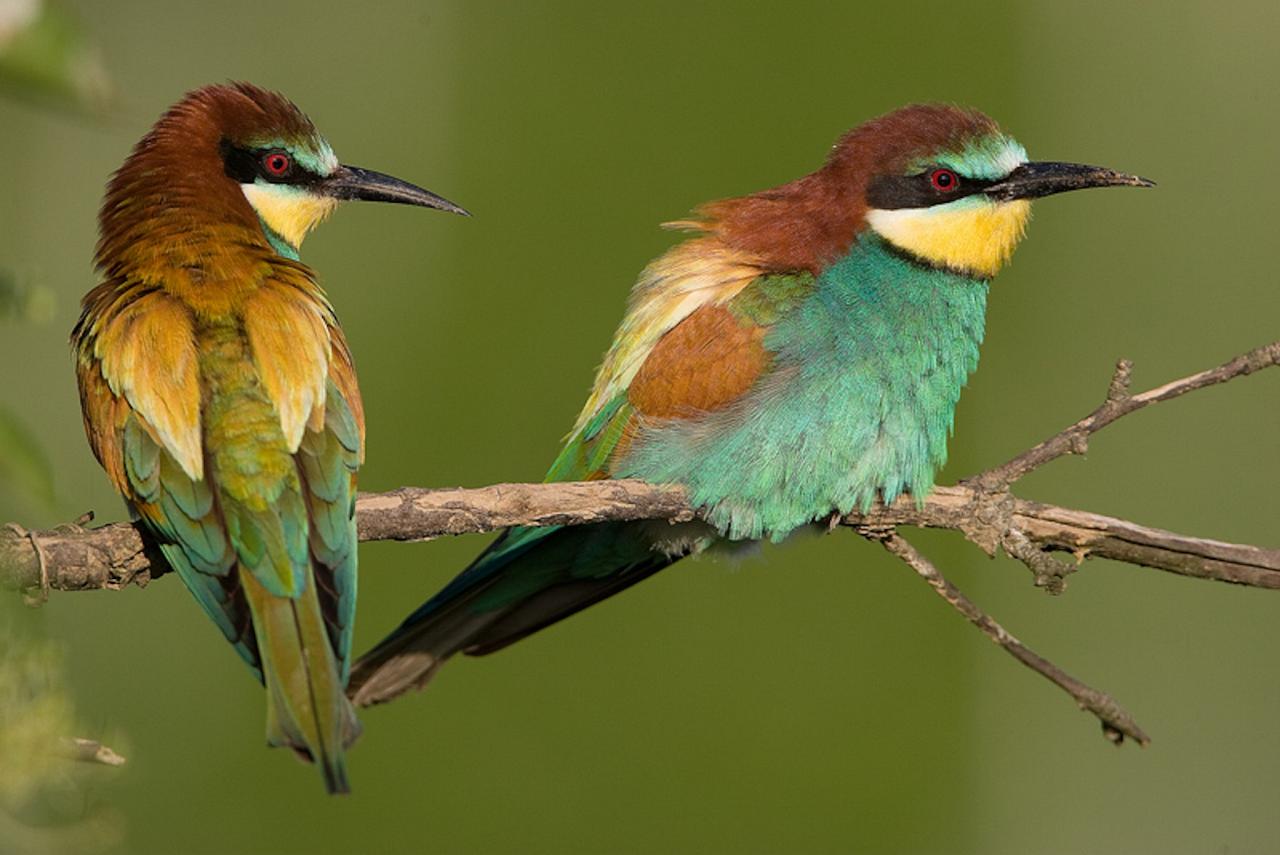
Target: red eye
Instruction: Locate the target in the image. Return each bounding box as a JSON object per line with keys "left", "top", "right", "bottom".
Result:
{"left": 930, "top": 168, "right": 959, "bottom": 192}
{"left": 262, "top": 152, "right": 291, "bottom": 177}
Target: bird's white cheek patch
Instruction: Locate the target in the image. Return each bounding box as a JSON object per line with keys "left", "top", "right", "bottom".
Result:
{"left": 867, "top": 199, "right": 1032, "bottom": 278}
{"left": 241, "top": 184, "right": 337, "bottom": 250}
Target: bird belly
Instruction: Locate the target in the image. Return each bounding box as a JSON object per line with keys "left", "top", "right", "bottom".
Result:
{"left": 620, "top": 371, "right": 953, "bottom": 542}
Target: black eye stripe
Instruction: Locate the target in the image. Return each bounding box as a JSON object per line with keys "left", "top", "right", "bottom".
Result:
{"left": 218, "top": 138, "right": 324, "bottom": 186}
{"left": 219, "top": 139, "right": 258, "bottom": 183}
{"left": 866, "top": 168, "right": 997, "bottom": 210}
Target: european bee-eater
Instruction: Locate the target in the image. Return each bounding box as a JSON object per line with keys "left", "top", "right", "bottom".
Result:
{"left": 72, "top": 82, "right": 465, "bottom": 792}
{"left": 349, "top": 103, "right": 1149, "bottom": 706}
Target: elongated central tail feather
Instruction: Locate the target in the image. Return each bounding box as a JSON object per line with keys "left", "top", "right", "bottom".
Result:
{"left": 240, "top": 567, "right": 361, "bottom": 794}
{"left": 349, "top": 521, "right": 686, "bottom": 707}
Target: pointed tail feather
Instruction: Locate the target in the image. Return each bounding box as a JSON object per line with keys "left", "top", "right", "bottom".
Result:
{"left": 240, "top": 567, "right": 361, "bottom": 794}
{"left": 461, "top": 564, "right": 669, "bottom": 656}
{"left": 348, "top": 522, "right": 681, "bottom": 707}
{"left": 347, "top": 604, "right": 499, "bottom": 706}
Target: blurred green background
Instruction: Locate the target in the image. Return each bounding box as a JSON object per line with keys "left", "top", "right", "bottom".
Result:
{"left": 1, "top": 1, "right": 1277, "bottom": 853}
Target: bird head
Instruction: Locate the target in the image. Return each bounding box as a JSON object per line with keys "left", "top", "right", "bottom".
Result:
{"left": 97, "top": 82, "right": 466, "bottom": 268}
{"left": 693, "top": 104, "right": 1150, "bottom": 278}
{"left": 847, "top": 104, "right": 1151, "bottom": 278}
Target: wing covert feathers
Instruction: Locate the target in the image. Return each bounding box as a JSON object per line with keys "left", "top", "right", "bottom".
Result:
{"left": 571, "top": 238, "right": 763, "bottom": 438}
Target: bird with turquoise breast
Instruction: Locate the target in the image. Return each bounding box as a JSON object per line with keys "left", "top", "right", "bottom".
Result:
{"left": 349, "top": 103, "right": 1149, "bottom": 706}
{"left": 72, "top": 82, "right": 467, "bottom": 792}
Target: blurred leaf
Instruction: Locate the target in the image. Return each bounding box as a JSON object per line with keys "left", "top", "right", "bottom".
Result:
{"left": 0, "top": 619, "right": 78, "bottom": 809}
{"left": 0, "top": 269, "right": 55, "bottom": 325}
{"left": 0, "top": 0, "right": 111, "bottom": 113}
{"left": 0, "top": 407, "right": 54, "bottom": 509}
{"left": 0, "top": 604, "right": 125, "bottom": 854}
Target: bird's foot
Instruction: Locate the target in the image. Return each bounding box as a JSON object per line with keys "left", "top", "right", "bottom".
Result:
{"left": 54, "top": 510, "right": 95, "bottom": 536}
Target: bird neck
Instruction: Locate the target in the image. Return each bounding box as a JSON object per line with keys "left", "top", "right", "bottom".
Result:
{"left": 688, "top": 169, "right": 863, "bottom": 273}
{"left": 95, "top": 156, "right": 316, "bottom": 317}
{"left": 258, "top": 217, "right": 302, "bottom": 261}
{"left": 866, "top": 196, "right": 1031, "bottom": 278}
{"left": 810, "top": 230, "right": 990, "bottom": 347}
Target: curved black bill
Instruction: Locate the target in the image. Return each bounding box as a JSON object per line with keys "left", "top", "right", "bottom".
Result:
{"left": 984, "top": 161, "right": 1154, "bottom": 202}
{"left": 323, "top": 165, "right": 469, "bottom": 215}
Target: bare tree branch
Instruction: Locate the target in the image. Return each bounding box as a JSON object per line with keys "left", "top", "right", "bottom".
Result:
{"left": 972, "top": 340, "right": 1280, "bottom": 490}
{"left": 2, "top": 340, "right": 1277, "bottom": 746}
{"left": 2, "top": 483, "right": 1276, "bottom": 595}
{"left": 869, "top": 529, "right": 1150, "bottom": 746}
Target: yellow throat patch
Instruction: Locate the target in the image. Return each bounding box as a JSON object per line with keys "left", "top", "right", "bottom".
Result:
{"left": 242, "top": 183, "right": 338, "bottom": 250}
{"left": 866, "top": 198, "right": 1032, "bottom": 278}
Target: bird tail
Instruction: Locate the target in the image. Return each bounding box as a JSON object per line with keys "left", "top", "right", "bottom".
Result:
{"left": 348, "top": 521, "right": 678, "bottom": 707}
{"left": 240, "top": 566, "right": 361, "bottom": 794}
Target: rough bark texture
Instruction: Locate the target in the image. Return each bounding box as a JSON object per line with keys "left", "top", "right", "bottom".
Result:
{"left": 3, "top": 483, "right": 1277, "bottom": 595}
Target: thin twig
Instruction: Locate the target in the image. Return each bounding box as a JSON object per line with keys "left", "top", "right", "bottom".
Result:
{"left": 973, "top": 340, "right": 1280, "bottom": 489}
{"left": 60, "top": 737, "right": 126, "bottom": 766}
{"left": 872, "top": 529, "right": 1149, "bottom": 746}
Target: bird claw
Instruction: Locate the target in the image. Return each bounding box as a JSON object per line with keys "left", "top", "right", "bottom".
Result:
{"left": 55, "top": 510, "right": 95, "bottom": 536}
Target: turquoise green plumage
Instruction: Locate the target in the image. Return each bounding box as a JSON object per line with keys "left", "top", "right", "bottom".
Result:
{"left": 349, "top": 103, "right": 1149, "bottom": 705}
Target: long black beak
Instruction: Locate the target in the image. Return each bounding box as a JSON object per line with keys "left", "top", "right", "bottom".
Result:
{"left": 323, "top": 165, "right": 469, "bottom": 215}
{"left": 984, "top": 161, "right": 1154, "bottom": 202}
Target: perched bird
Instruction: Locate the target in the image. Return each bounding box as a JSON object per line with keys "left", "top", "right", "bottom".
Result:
{"left": 72, "top": 82, "right": 466, "bottom": 792}
{"left": 349, "top": 103, "right": 1148, "bottom": 706}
